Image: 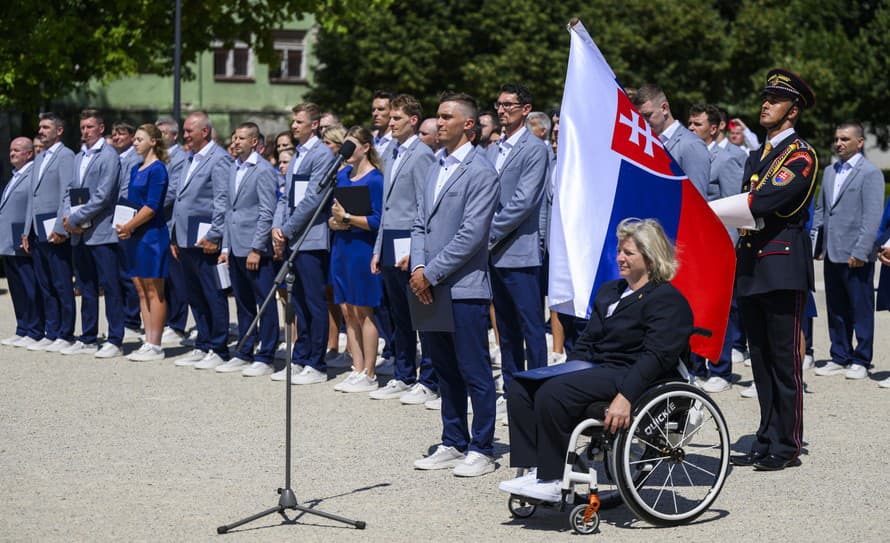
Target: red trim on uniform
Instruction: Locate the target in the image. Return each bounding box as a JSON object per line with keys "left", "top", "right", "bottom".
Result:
{"left": 791, "top": 291, "right": 804, "bottom": 458}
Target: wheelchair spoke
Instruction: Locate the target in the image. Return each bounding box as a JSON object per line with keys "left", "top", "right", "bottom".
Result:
{"left": 677, "top": 410, "right": 715, "bottom": 447}
{"left": 684, "top": 442, "right": 721, "bottom": 454}
{"left": 633, "top": 435, "right": 664, "bottom": 454}
{"left": 681, "top": 457, "right": 717, "bottom": 478}
{"left": 653, "top": 463, "right": 677, "bottom": 510}
{"left": 680, "top": 460, "right": 695, "bottom": 488}
{"left": 634, "top": 458, "right": 665, "bottom": 487}
{"left": 628, "top": 454, "right": 670, "bottom": 466}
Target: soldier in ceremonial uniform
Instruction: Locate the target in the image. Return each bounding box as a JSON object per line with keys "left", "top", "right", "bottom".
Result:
{"left": 731, "top": 69, "right": 818, "bottom": 471}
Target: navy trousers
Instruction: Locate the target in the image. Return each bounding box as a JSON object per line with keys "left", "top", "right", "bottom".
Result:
{"left": 558, "top": 312, "right": 588, "bottom": 354}
{"left": 824, "top": 260, "right": 874, "bottom": 367}
{"left": 230, "top": 254, "right": 278, "bottom": 364}
{"left": 73, "top": 243, "right": 125, "bottom": 346}
{"left": 165, "top": 250, "right": 189, "bottom": 333}
{"left": 492, "top": 266, "right": 547, "bottom": 392}
{"left": 739, "top": 290, "right": 805, "bottom": 461}
{"left": 375, "top": 288, "right": 395, "bottom": 360}
{"left": 425, "top": 300, "right": 496, "bottom": 456}
{"left": 119, "top": 256, "right": 141, "bottom": 330}
{"left": 381, "top": 266, "right": 437, "bottom": 390}
{"left": 291, "top": 250, "right": 329, "bottom": 371}
{"left": 179, "top": 248, "right": 229, "bottom": 356}
{"left": 30, "top": 238, "right": 76, "bottom": 342}
{"left": 4, "top": 255, "right": 44, "bottom": 339}
{"left": 692, "top": 296, "right": 739, "bottom": 380}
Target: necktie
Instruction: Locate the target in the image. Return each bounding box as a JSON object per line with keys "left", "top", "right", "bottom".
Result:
{"left": 760, "top": 142, "right": 773, "bottom": 161}
{"left": 392, "top": 147, "right": 399, "bottom": 160}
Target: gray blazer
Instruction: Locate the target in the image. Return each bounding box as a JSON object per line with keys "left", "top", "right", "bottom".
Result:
{"left": 275, "top": 140, "right": 335, "bottom": 251}
{"left": 64, "top": 141, "right": 122, "bottom": 246}
{"left": 25, "top": 143, "right": 75, "bottom": 239}
{"left": 664, "top": 124, "right": 711, "bottom": 198}
{"left": 170, "top": 141, "right": 232, "bottom": 248}
{"left": 411, "top": 145, "right": 500, "bottom": 300}
{"left": 0, "top": 164, "right": 34, "bottom": 255}
{"left": 118, "top": 147, "right": 142, "bottom": 199}
{"left": 812, "top": 155, "right": 885, "bottom": 263}
{"left": 163, "top": 144, "right": 188, "bottom": 227}
{"left": 707, "top": 144, "right": 744, "bottom": 202}
{"left": 484, "top": 129, "right": 549, "bottom": 268}
{"left": 373, "top": 136, "right": 436, "bottom": 258}
{"left": 223, "top": 154, "right": 278, "bottom": 257}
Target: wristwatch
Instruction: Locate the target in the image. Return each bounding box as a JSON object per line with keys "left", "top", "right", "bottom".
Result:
{"left": 342, "top": 213, "right": 351, "bottom": 224}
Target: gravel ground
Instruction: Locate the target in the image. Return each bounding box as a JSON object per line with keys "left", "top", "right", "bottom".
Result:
{"left": 1, "top": 272, "right": 888, "bottom": 542}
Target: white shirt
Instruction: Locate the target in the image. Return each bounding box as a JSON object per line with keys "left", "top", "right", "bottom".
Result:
{"left": 291, "top": 136, "right": 319, "bottom": 175}
{"left": 605, "top": 287, "right": 635, "bottom": 318}
{"left": 38, "top": 141, "right": 63, "bottom": 180}
{"left": 79, "top": 138, "right": 105, "bottom": 186}
{"left": 185, "top": 140, "right": 218, "bottom": 182}
{"left": 391, "top": 135, "right": 418, "bottom": 175}
{"left": 659, "top": 119, "right": 681, "bottom": 143}
{"left": 234, "top": 151, "right": 259, "bottom": 193}
{"left": 832, "top": 152, "right": 862, "bottom": 206}
{"left": 374, "top": 131, "right": 393, "bottom": 157}
{"left": 765, "top": 127, "right": 795, "bottom": 151}
{"left": 433, "top": 141, "right": 473, "bottom": 202}
{"left": 120, "top": 146, "right": 136, "bottom": 161}
{"left": 495, "top": 126, "right": 527, "bottom": 173}
{"left": 3, "top": 161, "right": 32, "bottom": 203}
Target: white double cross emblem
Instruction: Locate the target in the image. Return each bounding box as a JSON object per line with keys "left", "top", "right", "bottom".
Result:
{"left": 618, "top": 110, "right": 662, "bottom": 157}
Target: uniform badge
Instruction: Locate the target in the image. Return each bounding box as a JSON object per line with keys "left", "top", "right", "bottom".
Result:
{"left": 772, "top": 167, "right": 795, "bottom": 186}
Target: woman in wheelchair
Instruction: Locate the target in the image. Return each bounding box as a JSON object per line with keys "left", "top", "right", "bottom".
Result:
{"left": 499, "top": 218, "right": 693, "bottom": 503}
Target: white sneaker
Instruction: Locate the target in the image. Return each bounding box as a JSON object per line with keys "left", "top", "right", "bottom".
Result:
{"left": 802, "top": 354, "right": 814, "bottom": 370}
{"left": 700, "top": 376, "right": 731, "bottom": 393}
{"left": 242, "top": 361, "right": 274, "bottom": 377}
{"left": 41, "top": 338, "right": 73, "bottom": 352}
{"left": 514, "top": 479, "right": 562, "bottom": 502}
{"left": 496, "top": 396, "right": 508, "bottom": 419}
{"left": 2, "top": 334, "right": 24, "bottom": 346}
{"left": 400, "top": 383, "right": 438, "bottom": 405}
{"left": 453, "top": 451, "right": 496, "bottom": 477}
{"left": 414, "top": 445, "right": 466, "bottom": 470}
{"left": 744, "top": 357, "right": 752, "bottom": 367}
{"left": 490, "top": 345, "right": 501, "bottom": 367}
{"left": 60, "top": 341, "right": 98, "bottom": 356}
{"left": 194, "top": 351, "right": 226, "bottom": 370}
{"left": 95, "top": 342, "right": 123, "bottom": 359}
{"left": 174, "top": 349, "right": 207, "bottom": 366}
{"left": 845, "top": 364, "right": 868, "bottom": 380}
{"left": 424, "top": 397, "right": 442, "bottom": 410}
{"left": 375, "top": 356, "right": 395, "bottom": 375}
{"left": 815, "top": 361, "right": 848, "bottom": 376}
{"left": 498, "top": 469, "right": 538, "bottom": 494}
{"left": 24, "top": 338, "right": 53, "bottom": 351}
{"left": 731, "top": 349, "right": 748, "bottom": 364}
{"left": 327, "top": 351, "right": 353, "bottom": 368}
{"left": 333, "top": 369, "right": 362, "bottom": 391}
{"left": 377, "top": 337, "right": 385, "bottom": 355}
{"left": 160, "top": 327, "right": 186, "bottom": 347}
{"left": 369, "top": 379, "right": 411, "bottom": 399}
{"left": 13, "top": 336, "right": 38, "bottom": 349}
{"left": 270, "top": 364, "right": 304, "bottom": 381}
{"left": 339, "top": 370, "right": 378, "bottom": 393}
{"left": 124, "top": 327, "right": 143, "bottom": 341}
{"left": 740, "top": 383, "right": 757, "bottom": 398}
{"left": 879, "top": 376, "right": 890, "bottom": 389}
{"left": 216, "top": 357, "right": 251, "bottom": 373}
{"left": 128, "top": 343, "right": 165, "bottom": 362}
{"left": 290, "top": 365, "right": 328, "bottom": 384}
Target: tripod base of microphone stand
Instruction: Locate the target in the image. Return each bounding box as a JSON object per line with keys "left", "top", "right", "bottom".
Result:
{"left": 216, "top": 487, "right": 366, "bottom": 534}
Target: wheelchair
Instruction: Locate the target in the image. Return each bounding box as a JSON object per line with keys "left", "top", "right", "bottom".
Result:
{"left": 506, "top": 336, "right": 731, "bottom": 534}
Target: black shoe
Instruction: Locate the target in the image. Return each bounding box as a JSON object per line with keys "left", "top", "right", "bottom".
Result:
{"left": 753, "top": 454, "right": 802, "bottom": 471}
{"left": 730, "top": 451, "right": 766, "bottom": 466}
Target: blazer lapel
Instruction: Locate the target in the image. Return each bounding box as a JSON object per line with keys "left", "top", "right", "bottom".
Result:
{"left": 610, "top": 281, "right": 656, "bottom": 317}
{"left": 385, "top": 144, "right": 415, "bottom": 203}
{"left": 497, "top": 131, "right": 527, "bottom": 174}
{"left": 179, "top": 146, "right": 214, "bottom": 194}
{"left": 33, "top": 151, "right": 56, "bottom": 193}
{"left": 822, "top": 166, "right": 836, "bottom": 207}
{"left": 429, "top": 148, "right": 475, "bottom": 218}
{"left": 831, "top": 161, "right": 861, "bottom": 208}
{"left": 232, "top": 162, "right": 255, "bottom": 204}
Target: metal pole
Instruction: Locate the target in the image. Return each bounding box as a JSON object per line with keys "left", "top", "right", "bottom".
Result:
{"left": 173, "top": 0, "right": 182, "bottom": 131}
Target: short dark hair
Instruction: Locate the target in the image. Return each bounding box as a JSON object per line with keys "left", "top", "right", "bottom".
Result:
{"left": 716, "top": 106, "right": 729, "bottom": 125}
{"left": 79, "top": 108, "right": 104, "bottom": 125}
{"left": 292, "top": 103, "right": 322, "bottom": 123}
{"left": 439, "top": 92, "right": 478, "bottom": 121}
{"left": 112, "top": 120, "right": 135, "bottom": 135}
{"left": 478, "top": 110, "right": 501, "bottom": 132}
{"left": 499, "top": 83, "right": 533, "bottom": 106}
{"left": 631, "top": 84, "right": 667, "bottom": 108}
{"left": 38, "top": 112, "right": 65, "bottom": 130}
{"left": 372, "top": 89, "right": 395, "bottom": 103}
{"left": 236, "top": 121, "right": 260, "bottom": 140}
{"left": 837, "top": 120, "right": 864, "bottom": 139}
{"left": 688, "top": 104, "right": 721, "bottom": 127}
{"left": 391, "top": 94, "right": 423, "bottom": 121}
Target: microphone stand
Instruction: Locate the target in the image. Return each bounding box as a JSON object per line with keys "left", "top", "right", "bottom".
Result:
{"left": 217, "top": 170, "right": 365, "bottom": 534}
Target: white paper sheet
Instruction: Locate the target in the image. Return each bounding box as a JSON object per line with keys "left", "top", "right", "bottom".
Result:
{"left": 708, "top": 193, "right": 761, "bottom": 230}
{"left": 196, "top": 222, "right": 211, "bottom": 243}
{"left": 216, "top": 262, "right": 231, "bottom": 290}
{"left": 292, "top": 181, "right": 309, "bottom": 205}
{"left": 42, "top": 217, "right": 57, "bottom": 238}
{"left": 70, "top": 204, "right": 91, "bottom": 229}
{"left": 393, "top": 237, "right": 411, "bottom": 263}
{"left": 113, "top": 205, "right": 136, "bottom": 227}
{"left": 883, "top": 238, "right": 890, "bottom": 250}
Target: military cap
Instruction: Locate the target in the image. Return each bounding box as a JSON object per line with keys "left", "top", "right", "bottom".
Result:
{"left": 761, "top": 68, "right": 815, "bottom": 109}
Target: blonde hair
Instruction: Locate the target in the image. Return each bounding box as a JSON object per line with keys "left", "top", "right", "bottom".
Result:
{"left": 346, "top": 125, "right": 384, "bottom": 172}
{"left": 137, "top": 123, "right": 168, "bottom": 163}
{"left": 322, "top": 125, "right": 347, "bottom": 146}
{"left": 616, "top": 218, "right": 678, "bottom": 283}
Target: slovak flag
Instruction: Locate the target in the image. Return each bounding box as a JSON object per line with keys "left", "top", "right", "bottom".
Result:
{"left": 548, "top": 20, "right": 735, "bottom": 361}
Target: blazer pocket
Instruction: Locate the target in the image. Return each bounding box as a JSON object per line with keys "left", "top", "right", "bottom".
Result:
{"left": 757, "top": 239, "right": 791, "bottom": 258}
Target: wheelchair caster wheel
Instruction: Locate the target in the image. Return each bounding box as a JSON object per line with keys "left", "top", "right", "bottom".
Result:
{"left": 508, "top": 495, "right": 536, "bottom": 518}
{"left": 570, "top": 503, "right": 600, "bottom": 534}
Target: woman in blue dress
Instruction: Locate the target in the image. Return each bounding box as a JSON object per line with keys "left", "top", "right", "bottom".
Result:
{"left": 115, "top": 124, "right": 170, "bottom": 362}
{"left": 328, "top": 126, "right": 384, "bottom": 393}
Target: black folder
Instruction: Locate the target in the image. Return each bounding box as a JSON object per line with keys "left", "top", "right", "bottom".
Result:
{"left": 11, "top": 222, "right": 26, "bottom": 256}
{"left": 407, "top": 283, "right": 454, "bottom": 332}
{"left": 514, "top": 360, "right": 599, "bottom": 382}
{"left": 69, "top": 187, "right": 90, "bottom": 207}
{"left": 35, "top": 212, "right": 57, "bottom": 242}
{"left": 381, "top": 229, "right": 411, "bottom": 266}
{"left": 187, "top": 215, "right": 213, "bottom": 246}
{"left": 333, "top": 185, "right": 372, "bottom": 216}
{"left": 289, "top": 173, "right": 310, "bottom": 209}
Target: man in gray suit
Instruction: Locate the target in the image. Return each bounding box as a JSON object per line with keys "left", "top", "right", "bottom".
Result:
{"left": 813, "top": 121, "right": 885, "bottom": 380}
{"left": 169, "top": 111, "right": 233, "bottom": 369}
{"left": 215, "top": 122, "right": 279, "bottom": 378}
{"left": 22, "top": 112, "right": 77, "bottom": 352}
{"left": 1, "top": 137, "right": 43, "bottom": 348}
{"left": 271, "top": 102, "right": 336, "bottom": 383}
{"left": 410, "top": 92, "right": 500, "bottom": 477}
{"left": 632, "top": 84, "right": 710, "bottom": 197}
{"left": 687, "top": 103, "right": 746, "bottom": 393}
{"left": 111, "top": 119, "right": 143, "bottom": 337}
{"left": 60, "top": 109, "right": 124, "bottom": 359}
{"left": 369, "top": 94, "right": 438, "bottom": 403}
{"left": 486, "top": 84, "right": 550, "bottom": 402}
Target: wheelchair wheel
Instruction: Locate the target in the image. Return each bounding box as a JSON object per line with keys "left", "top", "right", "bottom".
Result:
{"left": 612, "top": 382, "right": 730, "bottom": 526}
{"left": 569, "top": 503, "right": 600, "bottom": 534}
{"left": 508, "top": 495, "right": 536, "bottom": 518}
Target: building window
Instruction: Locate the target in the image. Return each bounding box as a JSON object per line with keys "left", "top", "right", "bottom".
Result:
{"left": 269, "top": 30, "right": 307, "bottom": 83}
{"left": 212, "top": 41, "right": 254, "bottom": 81}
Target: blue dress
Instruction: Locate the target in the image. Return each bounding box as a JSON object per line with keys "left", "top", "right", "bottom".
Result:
{"left": 330, "top": 166, "right": 383, "bottom": 306}
{"left": 877, "top": 196, "right": 890, "bottom": 311}
{"left": 123, "top": 160, "right": 170, "bottom": 278}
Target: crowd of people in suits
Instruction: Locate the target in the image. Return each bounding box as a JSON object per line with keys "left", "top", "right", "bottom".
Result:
{"left": 2, "top": 78, "right": 890, "bottom": 479}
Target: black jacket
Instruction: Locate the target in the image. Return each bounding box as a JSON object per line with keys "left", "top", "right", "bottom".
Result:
{"left": 569, "top": 279, "right": 693, "bottom": 403}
